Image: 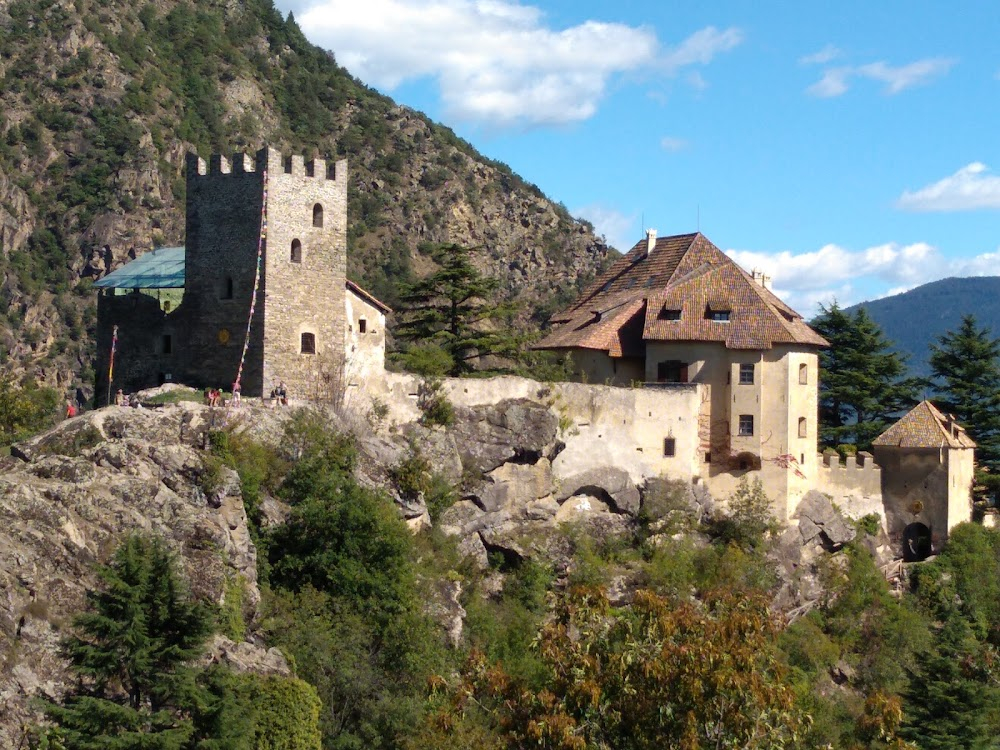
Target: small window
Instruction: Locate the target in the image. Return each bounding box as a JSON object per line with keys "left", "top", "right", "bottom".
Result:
{"left": 222, "top": 277, "right": 234, "bottom": 300}
{"left": 738, "top": 414, "right": 754, "bottom": 436}
{"left": 663, "top": 437, "right": 676, "bottom": 457}
{"left": 661, "top": 308, "right": 682, "bottom": 321}
{"left": 300, "top": 332, "right": 316, "bottom": 354}
{"left": 162, "top": 334, "right": 172, "bottom": 354}
{"left": 657, "top": 360, "right": 688, "bottom": 383}
{"left": 739, "top": 363, "right": 754, "bottom": 385}
{"left": 707, "top": 308, "right": 731, "bottom": 322}
{"left": 291, "top": 239, "right": 302, "bottom": 263}
{"left": 359, "top": 318, "right": 367, "bottom": 334}
{"left": 704, "top": 452, "right": 712, "bottom": 463}
{"left": 312, "top": 203, "right": 323, "bottom": 227}
{"left": 163, "top": 300, "right": 171, "bottom": 312}
{"left": 798, "top": 363, "right": 808, "bottom": 384}
{"left": 798, "top": 417, "right": 807, "bottom": 438}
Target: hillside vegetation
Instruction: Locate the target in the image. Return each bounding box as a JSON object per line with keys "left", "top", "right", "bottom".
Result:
{"left": 0, "top": 0, "right": 612, "bottom": 391}
{"left": 846, "top": 276, "right": 1000, "bottom": 378}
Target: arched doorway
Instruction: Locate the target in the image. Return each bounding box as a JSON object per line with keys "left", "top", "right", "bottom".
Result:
{"left": 902, "top": 522, "right": 932, "bottom": 562}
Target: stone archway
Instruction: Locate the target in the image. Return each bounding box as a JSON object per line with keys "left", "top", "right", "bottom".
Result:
{"left": 902, "top": 522, "right": 932, "bottom": 562}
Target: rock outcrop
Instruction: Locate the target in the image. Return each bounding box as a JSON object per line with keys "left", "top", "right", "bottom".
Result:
{"left": 0, "top": 403, "right": 268, "bottom": 748}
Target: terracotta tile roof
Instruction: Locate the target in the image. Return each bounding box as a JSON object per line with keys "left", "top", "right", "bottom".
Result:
{"left": 873, "top": 401, "right": 977, "bottom": 449}
{"left": 537, "top": 232, "right": 827, "bottom": 352}
{"left": 346, "top": 279, "right": 392, "bottom": 314}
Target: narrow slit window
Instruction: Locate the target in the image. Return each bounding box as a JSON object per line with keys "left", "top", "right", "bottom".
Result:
{"left": 222, "top": 277, "right": 234, "bottom": 299}
{"left": 162, "top": 334, "right": 172, "bottom": 354}
{"left": 798, "top": 362, "right": 808, "bottom": 384}
{"left": 798, "top": 417, "right": 807, "bottom": 438}
{"left": 359, "top": 318, "right": 367, "bottom": 334}
{"left": 291, "top": 239, "right": 302, "bottom": 263}
{"left": 300, "top": 332, "right": 316, "bottom": 354}
{"left": 312, "top": 203, "right": 323, "bottom": 227}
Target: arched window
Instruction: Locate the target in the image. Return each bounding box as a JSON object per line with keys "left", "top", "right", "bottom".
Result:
{"left": 291, "top": 239, "right": 302, "bottom": 263}
{"left": 312, "top": 203, "right": 323, "bottom": 228}
{"left": 798, "top": 363, "right": 808, "bottom": 384}
{"left": 300, "top": 332, "right": 316, "bottom": 354}
{"left": 798, "top": 417, "right": 807, "bottom": 438}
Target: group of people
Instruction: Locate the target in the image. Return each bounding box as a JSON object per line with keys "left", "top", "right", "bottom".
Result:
{"left": 269, "top": 381, "right": 288, "bottom": 406}
{"left": 113, "top": 389, "right": 142, "bottom": 408}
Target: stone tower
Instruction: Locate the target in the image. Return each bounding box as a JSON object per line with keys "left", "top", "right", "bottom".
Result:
{"left": 183, "top": 147, "right": 348, "bottom": 397}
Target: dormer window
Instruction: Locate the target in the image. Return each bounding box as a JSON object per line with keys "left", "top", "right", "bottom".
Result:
{"left": 660, "top": 308, "right": 682, "bottom": 321}
{"left": 706, "top": 307, "right": 730, "bottom": 322}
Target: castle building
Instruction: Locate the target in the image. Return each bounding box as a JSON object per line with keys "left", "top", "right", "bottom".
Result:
{"left": 535, "top": 230, "right": 829, "bottom": 517}
{"left": 94, "top": 147, "right": 388, "bottom": 401}
{"left": 873, "top": 400, "right": 975, "bottom": 559}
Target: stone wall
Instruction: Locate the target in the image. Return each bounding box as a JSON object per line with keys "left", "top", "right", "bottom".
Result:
{"left": 814, "top": 451, "right": 885, "bottom": 525}
{"left": 344, "top": 289, "right": 386, "bottom": 389}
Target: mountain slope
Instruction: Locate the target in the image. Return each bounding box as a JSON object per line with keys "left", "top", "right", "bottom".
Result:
{"left": 0, "top": 0, "right": 613, "bottom": 391}
{"left": 845, "top": 276, "right": 1000, "bottom": 378}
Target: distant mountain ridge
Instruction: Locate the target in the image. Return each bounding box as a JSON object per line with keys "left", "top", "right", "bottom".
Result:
{"left": 844, "top": 276, "right": 1000, "bottom": 378}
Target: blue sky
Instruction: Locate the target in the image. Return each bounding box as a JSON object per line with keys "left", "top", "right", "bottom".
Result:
{"left": 272, "top": 0, "right": 1000, "bottom": 314}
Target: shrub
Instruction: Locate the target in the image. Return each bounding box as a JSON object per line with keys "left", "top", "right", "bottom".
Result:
{"left": 417, "top": 379, "right": 454, "bottom": 427}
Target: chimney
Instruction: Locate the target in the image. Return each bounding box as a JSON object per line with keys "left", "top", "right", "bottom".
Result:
{"left": 646, "top": 229, "right": 657, "bottom": 256}
{"left": 751, "top": 268, "right": 773, "bottom": 290}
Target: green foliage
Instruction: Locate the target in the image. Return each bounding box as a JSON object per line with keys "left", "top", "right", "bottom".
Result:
{"left": 812, "top": 302, "right": 923, "bottom": 450}
{"left": 391, "top": 442, "right": 456, "bottom": 522}
{"left": 711, "top": 476, "right": 779, "bottom": 551}
{"left": 395, "top": 244, "right": 525, "bottom": 375}
{"left": 243, "top": 674, "right": 323, "bottom": 750}
{"left": 929, "top": 314, "right": 1000, "bottom": 469}
{"left": 42, "top": 534, "right": 217, "bottom": 748}
{"left": 396, "top": 342, "right": 454, "bottom": 378}
{"left": 0, "top": 374, "right": 60, "bottom": 446}
{"left": 416, "top": 379, "right": 454, "bottom": 427}
{"left": 220, "top": 573, "right": 249, "bottom": 642}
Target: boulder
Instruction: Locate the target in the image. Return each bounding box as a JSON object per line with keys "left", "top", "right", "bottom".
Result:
{"left": 557, "top": 466, "right": 640, "bottom": 516}
{"left": 795, "top": 490, "right": 856, "bottom": 550}
{"left": 450, "top": 399, "right": 559, "bottom": 475}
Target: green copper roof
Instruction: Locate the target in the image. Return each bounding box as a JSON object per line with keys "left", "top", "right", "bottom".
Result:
{"left": 94, "top": 247, "right": 185, "bottom": 289}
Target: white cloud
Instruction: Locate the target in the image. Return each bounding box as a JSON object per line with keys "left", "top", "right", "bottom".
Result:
{"left": 897, "top": 162, "right": 1000, "bottom": 211}
{"left": 659, "top": 135, "right": 688, "bottom": 152}
{"left": 806, "top": 56, "right": 955, "bottom": 98}
{"left": 572, "top": 203, "right": 636, "bottom": 251}
{"left": 726, "top": 240, "right": 1000, "bottom": 314}
{"left": 799, "top": 44, "right": 840, "bottom": 65}
{"left": 292, "top": 0, "right": 741, "bottom": 127}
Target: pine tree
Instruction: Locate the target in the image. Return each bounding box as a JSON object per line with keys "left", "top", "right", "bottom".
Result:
{"left": 928, "top": 314, "right": 1000, "bottom": 469}
{"left": 44, "top": 534, "right": 215, "bottom": 749}
{"left": 395, "top": 243, "right": 524, "bottom": 375}
{"left": 812, "top": 303, "right": 922, "bottom": 450}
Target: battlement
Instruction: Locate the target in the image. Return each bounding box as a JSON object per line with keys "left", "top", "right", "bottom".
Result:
{"left": 815, "top": 450, "right": 882, "bottom": 495}
{"left": 185, "top": 147, "right": 346, "bottom": 181}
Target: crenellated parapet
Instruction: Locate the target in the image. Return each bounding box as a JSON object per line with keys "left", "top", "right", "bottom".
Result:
{"left": 185, "top": 147, "right": 346, "bottom": 182}
{"left": 815, "top": 449, "right": 882, "bottom": 495}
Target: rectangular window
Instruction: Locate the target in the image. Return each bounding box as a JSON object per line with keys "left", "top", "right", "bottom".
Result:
{"left": 663, "top": 437, "right": 676, "bottom": 457}
{"left": 706, "top": 309, "right": 731, "bottom": 321}
{"left": 661, "top": 308, "right": 681, "bottom": 321}
{"left": 300, "top": 332, "right": 316, "bottom": 354}
{"left": 798, "top": 417, "right": 808, "bottom": 438}
{"left": 359, "top": 318, "right": 367, "bottom": 334}
{"left": 738, "top": 414, "right": 754, "bottom": 436}
{"left": 798, "top": 363, "right": 808, "bottom": 384}
{"left": 704, "top": 452, "right": 712, "bottom": 463}
{"left": 657, "top": 360, "right": 688, "bottom": 383}
{"left": 739, "top": 363, "right": 754, "bottom": 384}
{"left": 162, "top": 334, "right": 172, "bottom": 355}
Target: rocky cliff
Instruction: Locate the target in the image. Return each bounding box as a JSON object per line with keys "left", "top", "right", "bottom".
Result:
{"left": 0, "top": 402, "right": 285, "bottom": 747}
{"left": 0, "top": 0, "right": 614, "bottom": 392}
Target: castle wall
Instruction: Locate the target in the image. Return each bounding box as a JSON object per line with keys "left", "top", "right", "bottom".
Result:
{"left": 258, "top": 150, "right": 348, "bottom": 400}
{"left": 814, "top": 451, "right": 884, "bottom": 523}
{"left": 875, "top": 446, "right": 952, "bottom": 553}
{"left": 947, "top": 446, "right": 975, "bottom": 531}
{"left": 344, "top": 289, "right": 387, "bottom": 389}
{"left": 183, "top": 152, "right": 267, "bottom": 394}
{"left": 95, "top": 290, "right": 183, "bottom": 400}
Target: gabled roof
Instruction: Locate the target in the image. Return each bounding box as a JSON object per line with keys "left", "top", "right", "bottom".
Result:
{"left": 346, "top": 279, "right": 392, "bottom": 314}
{"left": 536, "top": 232, "right": 827, "bottom": 353}
{"left": 93, "top": 247, "right": 185, "bottom": 289}
{"left": 873, "top": 401, "right": 977, "bottom": 449}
